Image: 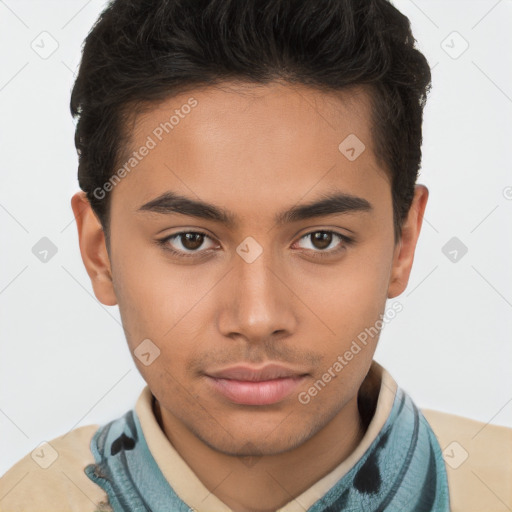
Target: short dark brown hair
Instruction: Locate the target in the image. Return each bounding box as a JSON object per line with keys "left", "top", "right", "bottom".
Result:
{"left": 71, "top": 0, "right": 432, "bottom": 244}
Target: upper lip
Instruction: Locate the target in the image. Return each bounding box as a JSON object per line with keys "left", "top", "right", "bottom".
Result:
{"left": 206, "top": 363, "right": 308, "bottom": 382}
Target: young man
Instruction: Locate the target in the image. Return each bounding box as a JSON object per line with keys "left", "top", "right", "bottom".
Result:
{"left": 1, "top": 0, "right": 510, "bottom": 511}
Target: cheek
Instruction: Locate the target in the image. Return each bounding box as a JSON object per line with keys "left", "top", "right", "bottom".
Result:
{"left": 111, "top": 240, "right": 221, "bottom": 370}
{"left": 111, "top": 238, "right": 187, "bottom": 345}
{"left": 295, "top": 252, "right": 390, "bottom": 339}
{"left": 290, "top": 245, "right": 393, "bottom": 387}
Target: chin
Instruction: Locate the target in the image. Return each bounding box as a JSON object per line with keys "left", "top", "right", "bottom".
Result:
{"left": 194, "top": 421, "right": 317, "bottom": 458}
{"left": 208, "top": 437, "right": 301, "bottom": 458}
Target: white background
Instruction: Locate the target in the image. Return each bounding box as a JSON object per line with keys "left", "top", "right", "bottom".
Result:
{"left": 1, "top": 0, "right": 511, "bottom": 477}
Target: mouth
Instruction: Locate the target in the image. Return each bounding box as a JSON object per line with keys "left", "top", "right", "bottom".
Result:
{"left": 205, "top": 363, "right": 309, "bottom": 406}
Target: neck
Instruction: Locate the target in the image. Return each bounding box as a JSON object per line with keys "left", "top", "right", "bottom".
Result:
{"left": 154, "top": 395, "right": 366, "bottom": 512}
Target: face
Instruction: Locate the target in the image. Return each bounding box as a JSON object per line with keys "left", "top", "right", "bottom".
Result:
{"left": 73, "top": 81, "right": 426, "bottom": 457}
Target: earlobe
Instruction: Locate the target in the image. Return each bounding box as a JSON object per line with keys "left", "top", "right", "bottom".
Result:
{"left": 70, "top": 191, "right": 118, "bottom": 306}
{"left": 387, "top": 185, "right": 429, "bottom": 299}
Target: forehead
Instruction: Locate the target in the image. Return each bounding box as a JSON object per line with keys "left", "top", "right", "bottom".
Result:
{"left": 111, "top": 81, "right": 389, "bottom": 221}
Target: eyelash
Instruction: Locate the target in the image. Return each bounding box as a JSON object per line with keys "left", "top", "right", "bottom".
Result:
{"left": 156, "top": 230, "right": 354, "bottom": 260}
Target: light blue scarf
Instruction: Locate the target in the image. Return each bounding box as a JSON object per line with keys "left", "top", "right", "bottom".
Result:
{"left": 85, "top": 386, "right": 450, "bottom": 511}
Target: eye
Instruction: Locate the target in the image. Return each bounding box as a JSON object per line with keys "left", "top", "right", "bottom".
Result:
{"left": 157, "top": 229, "right": 354, "bottom": 260}
{"left": 294, "top": 230, "right": 353, "bottom": 256}
{"left": 158, "top": 231, "right": 217, "bottom": 257}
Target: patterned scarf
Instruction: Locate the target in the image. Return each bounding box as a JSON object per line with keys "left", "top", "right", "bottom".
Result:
{"left": 85, "top": 386, "right": 450, "bottom": 511}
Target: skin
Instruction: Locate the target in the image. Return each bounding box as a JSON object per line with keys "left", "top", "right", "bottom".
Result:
{"left": 71, "top": 81, "right": 428, "bottom": 512}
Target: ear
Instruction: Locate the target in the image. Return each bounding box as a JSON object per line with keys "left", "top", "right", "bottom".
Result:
{"left": 70, "top": 191, "right": 117, "bottom": 306}
{"left": 387, "top": 184, "right": 429, "bottom": 299}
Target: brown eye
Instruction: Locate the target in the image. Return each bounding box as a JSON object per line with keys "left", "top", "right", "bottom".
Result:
{"left": 295, "top": 230, "right": 353, "bottom": 256}
{"left": 181, "top": 233, "right": 205, "bottom": 250}
{"left": 159, "top": 231, "right": 217, "bottom": 256}
{"left": 310, "top": 231, "right": 333, "bottom": 250}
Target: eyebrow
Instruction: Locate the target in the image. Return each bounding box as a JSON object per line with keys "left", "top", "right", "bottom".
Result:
{"left": 137, "top": 190, "right": 372, "bottom": 227}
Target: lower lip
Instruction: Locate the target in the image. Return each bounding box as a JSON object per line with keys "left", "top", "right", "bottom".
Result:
{"left": 206, "top": 375, "right": 307, "bottom": 405}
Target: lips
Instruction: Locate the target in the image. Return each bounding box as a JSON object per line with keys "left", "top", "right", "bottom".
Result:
{"left": 205, "top": 363, "right": 308, "bottom": 405}
{"left": 207, "top": 363, "right": 307, "bottom": 382}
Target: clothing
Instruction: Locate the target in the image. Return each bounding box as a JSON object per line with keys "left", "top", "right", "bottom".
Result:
{"left": 1, "top": 361, "right": 511, "bottom": 511}
{"left": 84, "top": 383, "right": 449, "bottom": 511}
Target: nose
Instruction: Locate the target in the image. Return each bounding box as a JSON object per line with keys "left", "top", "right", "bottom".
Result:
{"left": 216, "top": 248, "right": 298, "bottom": 344}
